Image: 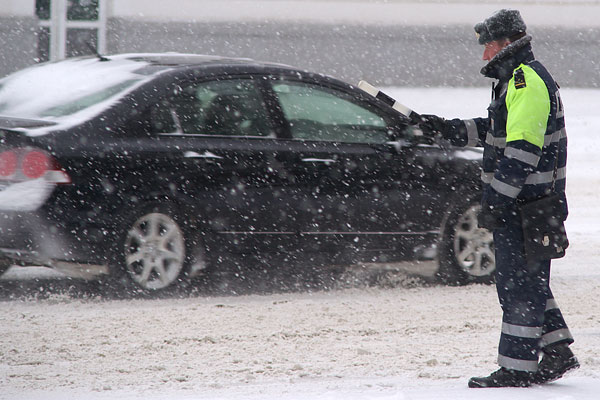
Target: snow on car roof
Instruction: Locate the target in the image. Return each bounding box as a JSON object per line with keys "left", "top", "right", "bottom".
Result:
{"left": 0, "top": 56, "right": 158, "bottom": 126}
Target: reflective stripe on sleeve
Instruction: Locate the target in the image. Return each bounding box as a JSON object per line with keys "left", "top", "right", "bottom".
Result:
{"left": 505, "top": 147, "right": 541, "bottom": 167}
{"left": 486, "top": 133, "right": 506, "bottom": 148}
{"left": 497, "top": 355, "right": 539, "bottom": 372}
{"left": 488, "top": 128, "right": 566, "bottom": 148}
{"left": 491, "top": 178, "right": 521, "bottom": 198}
{"left": 525, "top": 167, "right": 566, "bottom": 185}
{"left": 502, "top": 322, "right": 542, "bottom": 339}
{"left": 544, "top": 128, "right": 566, "bottom": 146}
{"left": 483, "top": 167, "right": 566, "bottom": 186}
{"left": 464, "top": 119, "right": 479, "bottom": 147}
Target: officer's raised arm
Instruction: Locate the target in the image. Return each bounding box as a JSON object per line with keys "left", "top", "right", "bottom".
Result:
{"left": 418, "top": 114, "right": 488, "bottom": 147}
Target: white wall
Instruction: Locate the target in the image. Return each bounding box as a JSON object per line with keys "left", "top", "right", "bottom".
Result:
{"left": 0, "top": 0, "right": 34, "bottom": 15}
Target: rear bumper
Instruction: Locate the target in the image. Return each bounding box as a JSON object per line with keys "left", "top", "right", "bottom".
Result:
{"left": 0, "top": 247, "right": 109, "bottom": 279}
{"left": 0, "top": 209, "right": 109, "bottom": 267}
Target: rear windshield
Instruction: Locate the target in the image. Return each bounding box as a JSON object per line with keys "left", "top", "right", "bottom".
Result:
{"left": 0, "top": 57, "right": 151, "bottom": 120}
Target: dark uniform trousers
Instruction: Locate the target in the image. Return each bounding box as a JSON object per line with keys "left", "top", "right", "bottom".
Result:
{"left": 494, "top": 214, "right": 574, "bottom": 371}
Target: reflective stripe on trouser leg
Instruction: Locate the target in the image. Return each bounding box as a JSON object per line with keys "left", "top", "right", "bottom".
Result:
{"left": 494, "top": 220, "right": 550, "bottom": 371}
{"left": 541, "top": 289, "right": 574, "bottom": 348}
{"left": 498, "top": 354, "right": 539, "bottom": 372}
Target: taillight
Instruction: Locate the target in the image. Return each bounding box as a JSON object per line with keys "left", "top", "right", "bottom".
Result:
{"left": 0, "top": 148, "right": 71, "bottom": 184}
{"left": 0, "top": 151, "right": 18, "bottom": 177}
{"left": 22, "top": 150, "right": 49, "bottom": 179}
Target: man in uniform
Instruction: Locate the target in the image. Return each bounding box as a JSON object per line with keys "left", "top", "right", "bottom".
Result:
{"left": 418, "top": 9, "right": 579, "bottom": 387}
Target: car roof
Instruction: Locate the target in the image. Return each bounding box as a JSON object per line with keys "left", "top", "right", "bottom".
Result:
{"left": 107, "top": 52, "right": 298, "bottom": 72}
{"left": 113, "top": 52, "right": 348, "bottom": 90}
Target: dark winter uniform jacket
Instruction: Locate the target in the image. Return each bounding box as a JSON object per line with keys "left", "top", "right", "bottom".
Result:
{"left": 445, "top": 36, "right": 568, "bottom": 223}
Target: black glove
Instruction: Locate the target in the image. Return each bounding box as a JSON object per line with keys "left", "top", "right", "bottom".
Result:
{"left": 477, "top": 202, "right": 510, "bottom": 230}
{"left": 418, "top": 114, "right": 449, "bottom": 138}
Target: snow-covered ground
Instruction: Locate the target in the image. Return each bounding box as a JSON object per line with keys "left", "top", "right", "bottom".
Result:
{"left": 1, "top": 87, "right": 599, "bottom": 399}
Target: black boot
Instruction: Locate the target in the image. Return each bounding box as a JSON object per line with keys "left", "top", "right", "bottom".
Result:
{"left": 468, "top": 367, "right": 535, "bottom": 388}
{"left": 535, "top": 343, "right": 580, "bottom": 384}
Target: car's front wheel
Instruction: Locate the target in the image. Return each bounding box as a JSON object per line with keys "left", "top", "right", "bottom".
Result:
{"left": 121, "top": 209, "right": 188, "bottom": 291}
{"left": 437, "top": 201, "right": 495, "bottom": 285}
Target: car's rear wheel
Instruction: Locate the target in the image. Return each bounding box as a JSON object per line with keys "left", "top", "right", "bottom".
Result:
{"left": 121, "top": 208, "right": 188, "bottom": 291}
{"left": 437, "top": 201, "right": 495, "bottom": 285}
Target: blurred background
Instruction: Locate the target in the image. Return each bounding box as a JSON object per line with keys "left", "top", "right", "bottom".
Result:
{"left": 0, "top": 1, "right": 599, "bottom": 89}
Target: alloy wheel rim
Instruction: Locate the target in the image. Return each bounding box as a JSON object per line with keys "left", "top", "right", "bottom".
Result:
{"left": 452, "top": 205, "right": 495, "bottom": 277}
{"left": 124, "top": 213, "right": 185, "bottom": 290}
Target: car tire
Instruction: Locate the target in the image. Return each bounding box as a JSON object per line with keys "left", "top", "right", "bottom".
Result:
{"left": 115, "top": 204, "right": 195, "bottom": 291}
{"left": 437, "top": 199, "right": 496, "bottom": 285}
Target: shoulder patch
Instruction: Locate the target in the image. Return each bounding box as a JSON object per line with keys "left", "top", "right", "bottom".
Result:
{"left": 514, "top": 68, "right": 526, "bottom": 89}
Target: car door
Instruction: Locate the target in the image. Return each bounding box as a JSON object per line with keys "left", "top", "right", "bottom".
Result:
{"left": 144, "top": 75, "right": 295, "bottom": 254}
{"left": 265, "top": 78, "right": 441, "bottom": 262}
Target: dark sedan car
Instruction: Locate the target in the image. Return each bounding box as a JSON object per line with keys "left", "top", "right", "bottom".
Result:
{"left": 0, "top": 53, "right": 494, "bottom": 290}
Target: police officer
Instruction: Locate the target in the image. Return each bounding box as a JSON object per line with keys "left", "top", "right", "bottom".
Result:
{"left": 418, "top": 9, "right": 579, "bottom": 388}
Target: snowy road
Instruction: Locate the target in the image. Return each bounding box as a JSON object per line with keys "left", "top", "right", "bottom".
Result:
{"left": 1, "top": 88, "right": 599, "bottom": 399}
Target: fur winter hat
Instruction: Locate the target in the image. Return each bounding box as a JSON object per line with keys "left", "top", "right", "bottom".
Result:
{"left": 474, "top": 9, "right": 527, "bottom": 45}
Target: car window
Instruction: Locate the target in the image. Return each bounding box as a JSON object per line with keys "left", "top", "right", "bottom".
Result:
{"left": 39, "top": 79, "right": 142, "bottom": 118}
{"left": 152, "top": 79, "right": 272, "bottom": 137}
{"left": 272, "top": 81, "right": 390, "bottom": 144}
{"left": 149, "top": 98, "right": 179, "bottom": 133}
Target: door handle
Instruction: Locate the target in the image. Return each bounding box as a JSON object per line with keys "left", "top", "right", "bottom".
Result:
{"left": 184, "top": 151, "right": 224, "bottom": 160}
{"left": 301, "top": 158, "right": 336, "bottom": 164}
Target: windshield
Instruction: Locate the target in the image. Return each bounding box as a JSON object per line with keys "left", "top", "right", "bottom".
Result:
{"left": 0, "top": 57, "right": 150, "bottom": 120}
